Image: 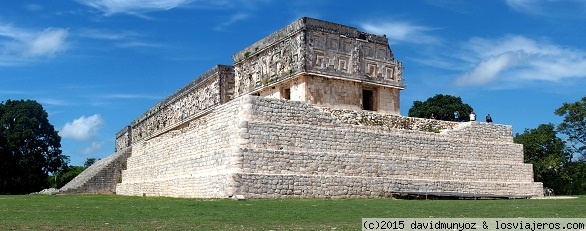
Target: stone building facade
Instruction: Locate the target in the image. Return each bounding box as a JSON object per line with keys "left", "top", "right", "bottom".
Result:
{"left": 232, "top": 17, "right": 404, "bottom": 114}
{"left": 62, "top": 17, "right": 543, "bottom": 198}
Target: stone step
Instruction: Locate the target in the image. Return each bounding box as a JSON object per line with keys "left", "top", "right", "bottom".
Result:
{"left": 59, "top": 148, "right": 131, "bottom": 194}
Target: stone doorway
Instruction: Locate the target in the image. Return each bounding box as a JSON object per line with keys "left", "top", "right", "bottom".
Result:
{"left": 363, "top": 89, "right": 375, "bottom": 111}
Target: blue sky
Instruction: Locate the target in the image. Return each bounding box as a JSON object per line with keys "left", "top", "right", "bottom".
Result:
{"left": 2, "top": 0, "right": 586, "bottom": 166}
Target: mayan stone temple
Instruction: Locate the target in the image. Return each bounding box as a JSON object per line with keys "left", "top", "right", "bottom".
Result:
{"left": 60, "top": 17, "right": 544, "bottom": 199}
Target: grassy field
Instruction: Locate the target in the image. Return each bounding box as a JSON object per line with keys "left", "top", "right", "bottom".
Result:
{"left": 0, "top": 195, "right": 584, "bottom": 230}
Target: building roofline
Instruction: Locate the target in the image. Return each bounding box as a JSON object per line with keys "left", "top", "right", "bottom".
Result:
{"left": 232, "top": 17, "right": 390, "bottom": 63}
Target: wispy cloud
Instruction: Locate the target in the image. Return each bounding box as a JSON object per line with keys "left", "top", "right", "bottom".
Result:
{"left": 37, "top": 98, "right": 73, "bottom": 107}
{"left": 60, "top": 114, "right": 104, "bottom": 141}
{"left": 99, "top": 93, "right": 161, "bottom": 100}
{"left": 505, "top": 0, "right": 586, "bottom": 17}
{"left": 214, "top": 12, "right": 250, "bottom": 31}
{"left": 23, "top": 4, "right": 43, "bottom": 12}
{"left": 80, "top": 141, "right": 105, "bottom": 155}
{"left": 24, "top": 28, "right": 69, "bottom": 57}
{"left": 360, "top": 21, "right": 441, "bottom": 45}
{"left": 0, "top": 22, "right": 69, "bottom": 65}
{"left": 78, "top": 28, "right": 162, "bottom": 49}
{"left": 0, "top": 90, "right": 28, "bottom": 95}
{"left": 75, "top": 0, "right": 193, "bottom": 16}
{"left": 78, "top": 28, "right": 140, "bottom": 41}
{"left": 505, "top": 0, "right": 539, "bottom": 13}
{"left": 116, "top": 41, "right": 162, "bottom": 48}
{"left": 454, "top": 35, "right": 586, "bottom": 86}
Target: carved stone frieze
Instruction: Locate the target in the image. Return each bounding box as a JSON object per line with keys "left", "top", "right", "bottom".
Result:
{"left": 234, "top": 33, "right": 304, "bottom": 95}
{"left": 232, "top": 17, "right": 405, "bottom": 97}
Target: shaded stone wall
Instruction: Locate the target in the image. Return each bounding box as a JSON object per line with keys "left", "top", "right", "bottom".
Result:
{"left": 115, "top": 126, "right": 131, "bottom": 152}
{"left": 378, "top": 86, "right": 400, "bottom": 114}
{"left": 304, "top": 75, "right": 362, "bottom": 110}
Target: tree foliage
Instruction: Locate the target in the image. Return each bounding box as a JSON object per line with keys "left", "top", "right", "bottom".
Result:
{"left": 50, "top": 165, "right": 85, "bottom": 188}
{"left": 555, "top": 96, "right": 586, "bottom": 160}
{"left": 514, "top": 124, "right": 570, "bottom": 192}
{"left": 0, "top": 100, "right": 67, "bottom": 194}
{"left": 408, "top": 94, "right": 474, "bottom": 121}
{"left": 47, "top": 157, "right": 98, "bottom": 189}
{"left": 561, "top": 161, "right": 586, "bottom": 195}
{"left": 84, "top": 158, "right": 98, "bottom": 168}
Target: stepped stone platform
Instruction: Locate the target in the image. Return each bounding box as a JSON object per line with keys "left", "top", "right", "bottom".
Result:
{"left": 62, "top": 17, "right": 542, "bottom": 199}
{"left": 114, "top": 96, "right": 543, "bottom": 198}
{"left": 59, "top": 148, "right": 130, "bottom": 194}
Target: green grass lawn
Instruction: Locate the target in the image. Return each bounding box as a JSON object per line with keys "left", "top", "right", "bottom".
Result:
{"left": 0, "top": 195, "right": 584, "bottom": 230}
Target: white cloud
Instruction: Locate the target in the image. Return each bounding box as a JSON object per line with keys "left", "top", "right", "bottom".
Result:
{"left": 60, "top": 114, "right": 104, "bottom": 141}
{"left": 80, "top": 141, "right": 105, "bottom": 155}
{"left": 24, "top": 28, "right": 69, "bottom": 57}
{"left": 0, "top": 22, "right": 69, "bottom": 65}
{"left": 454, "top": 35, "right": 586, "bottom": 86}
{"left": 361, "top": 21, "right": 441, "bottom": 45}
{"left": 76, "top": 0, "right": 193, "bottom": 16}
{"left": 505, "top": 0, "right": 586, "bottom": 16}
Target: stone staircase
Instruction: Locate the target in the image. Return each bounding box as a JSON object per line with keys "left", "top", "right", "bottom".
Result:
{"left": 59, "top": 148, "right": 131, "bottom": 194}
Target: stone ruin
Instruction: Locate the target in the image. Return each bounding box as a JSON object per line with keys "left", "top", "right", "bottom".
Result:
{"left": 60, "top": 17, "right": 544, "bottom": 198}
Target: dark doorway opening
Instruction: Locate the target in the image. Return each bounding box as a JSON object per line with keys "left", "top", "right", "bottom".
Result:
{"left": 283, "top": 88, "right": 291, "bottom": 100}
{"left": 363, "top": 89, "right": 375, "bottom": 111}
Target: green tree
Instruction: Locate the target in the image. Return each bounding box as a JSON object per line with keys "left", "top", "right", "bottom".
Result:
{"left": 0, "top": 100, "right": 67, "bottom": 194}
{"left": 84, "top": 158, "right": 98, "bottom": 168}
{"left": 48, "top": 157, "right": 99, "bottom": 188}
{"left": 408, "top": 94, "right": 474, "bottom": 121}
{"left": 54, "top": 166, "right": 85, "bottom": 188}
{"left": 514, "top": 123, "right": 570, "bottom": 193}
{"left": 559, "top": 161, "right": 586, "bottom": 195}
{"left": 555, "top": 96, "right": 586, "bottom": 160}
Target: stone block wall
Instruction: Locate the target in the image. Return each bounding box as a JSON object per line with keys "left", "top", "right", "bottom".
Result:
{"left": 115, "top": 97, "right": 244, "bottom": 198}
{"left": 378, "top": 86, "right": 400, "bottom": 114}
{"left": 113, "top": 95, "right": 542, "bottom": 198}
{"left": 304, "top": 75, "right": 362, "bottom": 110}
{"left": 232, "top": 96, "right": 542, "bottom": 198}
